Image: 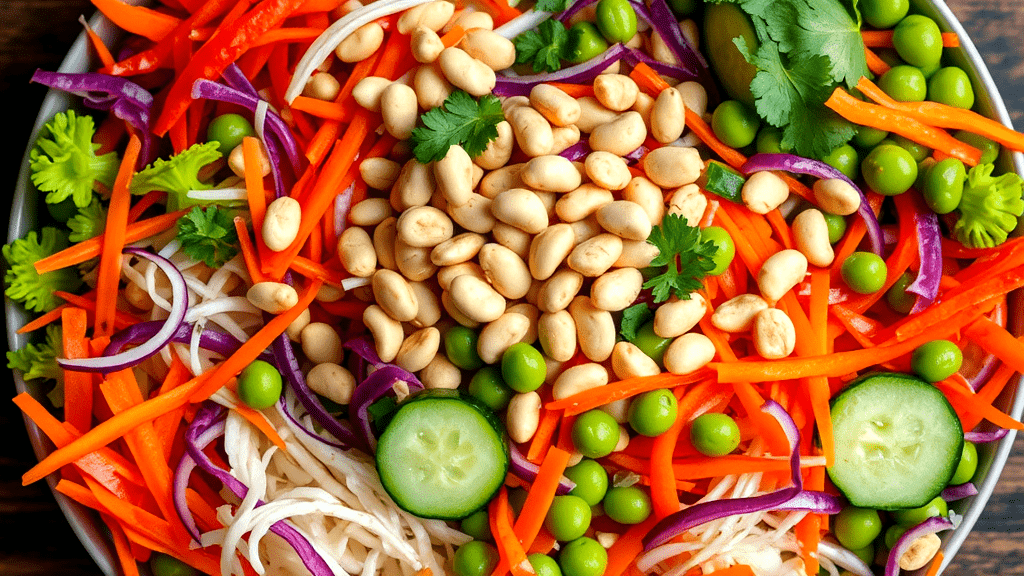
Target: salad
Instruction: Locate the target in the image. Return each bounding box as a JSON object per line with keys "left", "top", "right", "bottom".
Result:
{"left": 6, "top": 0, "right": 1024, "bottom": 576}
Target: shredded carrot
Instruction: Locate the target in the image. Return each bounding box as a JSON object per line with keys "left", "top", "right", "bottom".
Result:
{"left": 603, "top": 516, "right": 660, "bottom": 576}
{"left": 924, "top": 551, "right": 945, "bottom": 576}
{"left": 527, "top": 407, "right": 561, "bottom": 463}
{"left": 53, "top": 291, "right": 139, "bottom": 330}
{"left": 233, "top": 402, "right": 288, "bottom": 450}
{"left": 489, "top": 487, "right": 532, "bottom": 576}
{"left": 290, "top": 95, "right": 348, "bottom": 121}
{"left": 861, "top": 30, "right": 960, "bottom": 48}
{"left": 108, "top": 515, "right": 142, "bottom": 576}
{"left": 825, "top": 87, "right": 982, "bottom": 166}
{"left": 62, "top": 308, "right": 93, "bottom": 433}
{"left": 440, "top": 25, "right": 466, "bottom": 48}
{"left": 650, "top": 386, "right": 688, "bottom": 519}
{"left": 864, "top": 46, "right": 891, "bottom": 75}
{"left": 546, "top": 82, "right": 596, "bottom": 98}
{"left": 234, "top": 217, "right": 266, "bottom": 284}
{"left": 81, "top": 17, "right": 117, "bottom": 68}
{"left": 16, "top": 304, "right": 68, "bottom": 334}
{"left": 512, "top": 446, "right": 571, "bottom": 549}
{"left": 253, "top": 27, "right": 324, "bottom": 47}
{"left": 90, "top": 0, "right": 182, "bottom": 42}
{"left": 934, "top": 380, "right": 1024, "bottom": 431}
{"left": 546, "top": 369, "right": 713, "bottom": 415}
{"left": 706, "top": 565, "right": 756, "bottom": 576}
{"left": 963, "top": 316, "right": 1024, "bottom": 376}
{"left": 94, "top": 134, "right": 140, "bottom": 338}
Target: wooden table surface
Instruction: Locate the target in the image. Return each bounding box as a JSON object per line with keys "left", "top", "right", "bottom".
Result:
{"left": 2, "top": 0, "right": 1023, "bottom": 574}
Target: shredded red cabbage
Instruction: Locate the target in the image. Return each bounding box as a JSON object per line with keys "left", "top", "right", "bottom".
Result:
{"left": 741, "top": 153, "right": 885, "bottom": 257}
{"left": 221, "top": 63, "right": 260, "bottom": 98}
{"left": 59, "top": 249, "right": 186, "bottom": 373}
{"left": 940, "top": 482, "right": 978, "bottom": 501}
{"left": 642, "top": 0, "right": 709, "bottom": 79}
{"left": 494, "top": 43, "right": 631, "bottom": 96}
{"left": 884, "top": 516, "right": 953, "bottom": 576}
{"left": 508, "top": 442, "right": 575, "bottom": 495}
{"left": 906, "top": 200, "right": 943, "bottom": 313}
{"left": 964, "top": 427, "right": 1010, "bottom": 443}
{"left": 350, "top": 364, "right": 424, "bottom": 452}
{"left": 103, "top": 320, "right": 273, "bottom": 363}
{"left": 559, "top": 141, "right": 591, "bottom": 162}
{"left": 31, "top": 69, "right": 156, "bottom": 167}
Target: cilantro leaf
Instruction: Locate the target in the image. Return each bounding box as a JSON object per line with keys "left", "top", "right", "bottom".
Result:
{"left": 514, "top": 19, "right": 568, "bottom": 73}
{"left": 535, "top": 0, "right": 571, "bottom": 12}
{"left": 130, "top": 142, "right": 222, "bottom": 211}
{"left": 176, "top": 206, "right": 239, "bottom": 267}
{"left": 762, "top": 0, "right": 867, "bottom": 88}
{"left": 30, "top": 110, "right": 119, "bottom": 208}
{"left": 642, "top": 215, "right": 718, "bottom": 303}
{"left": 619, "top": 303, "right": 653, "bottom": 342}
{"left": 410, "top": 90, "right": 505, "bottom": 163}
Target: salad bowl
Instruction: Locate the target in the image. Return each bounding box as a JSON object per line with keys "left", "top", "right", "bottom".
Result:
{"left": 6, "top": 0, "right": 1024, "bottom": 575}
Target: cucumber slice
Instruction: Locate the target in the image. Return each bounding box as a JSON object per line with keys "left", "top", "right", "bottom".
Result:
{"left": 827, "top": 373, "right": 963, "bottom": 510}
{"left": 376, "top": 391, "right": 508, "bottom": 520}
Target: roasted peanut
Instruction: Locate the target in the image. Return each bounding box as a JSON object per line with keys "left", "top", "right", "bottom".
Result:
{"left": 593, "top": 74, "right": 639, "bottom": 111}
{"left": 753, "top": 308, "right": 796, "bottom": 360}
{"left": 380, "top": 83, "right": 418, "bottom": 140}
{"left": 491, "top": 188, "right": 549, "bottom": 234}
{"left": 813, "top": 178, "right": 861, "bottom": 216}
{"left": 555, "top": 184, "right": 614, "bottom": 222}
{"left": 395, "top": 327, "right": 440, "bottom": 372}
{"left": 584, "top": 151, "right": 631, "bottom": 191}
{"left": 552, "top": 363, "right": 608, "bottom": 400}
{"left": 372, "top": 269, "right": 419, "bottom": 322}
{"left": 306, "top": 363, "right": 356, "bottom": 405}
{"left": 411, "top": 25, "right": 445, "bottom": 63}
{"left": 432, "top": 144, "right": 474, "bottom": 207}
{"left": 397, "top": 1, "right": 455, "bottom": 34}
{"left": 336, "top": 22, "right": 384, "bottom": 62}
{"left": 430, "top": 232, "right": 485, "bottom": 266}
{"left": 530, "top": 84, "right": 582, "bottom": 127}
{"left": 576, "top": 96, "right": 619, "bottom": 133}
{"left": 529, "top": 223, "right": 575, "bottom": 281}
{"left": 352, "top": 76, "right": 390, "bottom": 112}
{"left": 677, "top": 81, "right": 708, "bottom": 117}
{"left": 447, "top": 193, "right": 496, "bottom": 233}
{"left": 569, "top": 296, "right": 616, "bottom": 362}
{"left": 395, "top": 238, "right": 438, "bottom": 282}
{"left": 596, "top": 200, "right": 653, "bottom": 241}
{"left": 667, "top": 183, "right": 707, "bottom": 226}
{"left": 654, "top": 294, "right": 706, "bottom": 338}
{"left": 537, "top": 310, "right": 577, "bottom": 362}
{"left": 651, "top": 87, "right": 686, "bottom": 143}
{"left": 507, "top": 392, "right": 542, "bottom": 443}
{"left": 449, "top": 274, "right": 506, "bottom": 323}
{"left": 521, "top": 155, "right": 582, "bottom": 192}
{"left": 301, "top": 322, "right": 345, "bottom": 364}
{"left": 711, "top": 294, "right": 769, "bottom": 333}
{"left": 508, "top": 105, "right": 554, "bottom": 157}
{"left": 792, "top": 208, "right": 835, "bottom": 267}
{"left": 569, "top": 215, "right": 603, "bottom": 244}
{"left": 614, "top": 239, "right": 660, "bottom": 269}
{"left": 642, "top": 146, "right": 702, "bottom": 189}
{"left": 537, "top": 268, "right": 584, "bottom": 313}
{"left": 590, "top": 267, "right": 643, "bottom": 311}
{"left": 453, "top": 9, "right": 493, "bottom": 30}
{"left": 396, "top": 205, "right": 454, "bottom": 248}
{"left": 303, "top": 72, "right": 341, "bottom": 101}
{"left": 567, "top": 233, "right": 623, "bottom": 277}
{"left": 338, "top": 226, "right": 377, "bottom": 277}
{"left": 441, "top": 290, "right": 480, "bottom": 328}
{"left": 491, "top": 222, "right": 532, "bottom": 260}
{"left": 664, "top": 333, "right": 716, "bottom": 375}
{"left": 262, "top": 196, "right": 301, "bottom": 252}
{"left": 358, "top": 158, "right": 402, "bottom": 192}
{"left": 742, "top": 171, "right": 790, "bottom": 215}
{"left": 391, "top": 159, "right": 435, "bottom": 211}
{"left": 899, "top": 534, "right": 941, "bottom": 571}
{"left": 757, "top": 249, "right": 808, "bottom": 303}
{"left": 247, "top": 281, "right": 298, "bottom": 314}
{"left": 420, "top": 354, "right": 461, "bottom": 389}
{"left": 413, "top": 63, "right": 453, "bottom": 109}
{"left": 408, "top": 281, "right": 441, "bottom": 328}
{"left": 611, "top": 341, "right": 661, "bottom": 380}
{"left": 479, "top": 163, "right": 524, "bottom": 199}
{"left": 286, "top": 308, "right": 311, "bottom": 342}
{"left": 437, "top": 261, "right": 487, "bottom": 291}
{"left": 373, "top": 217, "right": 399, "bottom": 271}
{"left": 474, "top": 120, "right": 514, "bottom": 170}
{"left": 479, "top": 243, "right": 532, "bottom": 300}
{"left": 477, "top": 312, "right": 530, "bottom": 364}
{"left": 459, "top": 28, "right": 516, "bottom": 71}
{"left": 590, "top": 111, "right": 647, "bottom": 156}
{"left": 438, "top": 47, "right": 495, "bottom": 97}
{"left": 622, "top": 177, "right": 665, "bottom": 226}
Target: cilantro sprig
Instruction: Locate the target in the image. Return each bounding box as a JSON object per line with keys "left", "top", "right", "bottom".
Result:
{"left": 642, "top": 215, "right": 719, "bottom": 303}
{"left": 719, "top": 0, "right": 868, "bottom": 157}
{"left": 619, "top": 303, "right": 654, "bottom": 342}
{"left": 176, "top": 206, "right": 239, "bottom": 267}
{"left": 514, "top": 19, "right": 569, "bottom": 73}
{"left": 410, "top": 90, "right": 505, "bottom": 163}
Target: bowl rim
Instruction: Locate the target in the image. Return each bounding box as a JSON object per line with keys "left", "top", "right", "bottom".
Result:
{"left": 6, "top": 3, "right": 1024, "bottom": 576}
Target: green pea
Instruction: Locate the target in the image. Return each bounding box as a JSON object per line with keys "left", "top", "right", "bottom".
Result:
{"left": 918, "top": 59, "right": 942, "bottom": 80}
{"left": 950, "top": 441, "right": 978, "bottom": 485}
{"left": 888, "top": 134, "right": 931, "bottom": 163}
{"left": 851, "top": 543, "right": 876, "bottom": 566}
{"left": 559, "top": 537, "right": 608, "bottom": 576}
{"left": 207, "top": 113, "right": 255, "bottom": 155}
{"left": 886, "top": 272, "right": 916, "bottom": 314}
{"left": 150, "top": 553, "right": 201, "bottom": 576}
{"left": 853, "top": 126, "right": 889, "bottom": 149}
{"left": 893, "top": 15, "right": 943, "bottom": 68}
{"left": 928, "top": 67, "right": 975, "bottom": 109}
{"left": 755, "top": 127, "right": 789, "bottom": 154}
{"left": 545, "top": 495, "right": 592, "bottom": 541}
{"left": 454, "top": 541, "right": 500, "bottom": 576}
{"left": 954, "top": 130, "right": 1001, "bottom": 164}
{"left": 822, "top": 212, "right": 848, "bottom": 244}
{"left": 666, "top": 0, "right": 698, "bottom": 17}
{"left": 892, "top": 496, "right": 948, "bottom": 526}
{"left": 916, "top": 157, "right": 937, "bottom": 191}
{"left": 922, "top": 157, "right": 966, "bottom": 214}
{"left": 822, "top": 144, "right": 860, "bottom": 181}
{"left": 911, "top": 339, "right": 963, "bottom": 383}
{"left": 445, "top": 326, "right": 483, "bottom": 370}
{"left": 564, "top": 459, "right": 609, "bottom": 506}
{"left": 627, "top": 389, "right": 678, "bottom": 437}
{"left": 711, "top": 100, "right": 761, "bottom": 149}
{"left": 237, "top": 360, "right": 283, "bottom": 410}
{"left": 602, "top": 486, "right": 652, "bottom": 524}
{"left": 689, "top": 413, "right": 740, "bottom": 456}
{"left": 501, "top": 343, "right": 546, "bottom": 393}
{"left": 700, "top": 226, "right": 736, "bottom": 276}
{"left": 833, "top": 506, "right": 883, "bottom": 550}
{"left": 468, "top": 367, "right": 514, "bottom": 411}
{"left": 572, "top": 410, "right": 620, "bottom": 458}
{"left": 885, "top": 524, "right": 909, "bottom": 549}
{"left": 529, "top": 553, "right": 563, "bottom": 576}
{"left": 861, "top": 144, "right": 918, "bottom": 196}
{"left": 46, "top": 196, "right": 79, "bottom": 223}
{"left": 841, "top": 252, "right": 888, "bottom": 294}
{"left": 632, "top": 321, "right": 672, "bottom": 366}
{"left": 565, "top": 22, "right": 610, "bottom": 64}
{"left": 860, "top": 0, "right": 909, "bottom": 29}
{"left": 461, "top": 509, "right": 492, "bottom": 542}
{"left": 878, "top": 65, "right": 927, "bottom": 102}
{"left": 595, "top": 0, "right": 637, "bottom": 44}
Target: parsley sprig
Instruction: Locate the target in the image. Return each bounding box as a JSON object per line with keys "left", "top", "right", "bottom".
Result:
{"left": 514, "top": 19, "right": 569, "bottom": 73}
{"left": 410, "top": 90, "right": 504, "bottom": 163}
{"left": 176, "top": 206, "right": 239, "bottom": 268}
{"left": 643, "top": 215, "right": 718, "bottom": 303}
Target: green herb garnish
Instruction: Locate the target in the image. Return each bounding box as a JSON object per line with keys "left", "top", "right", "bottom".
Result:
{"left": 643, "top": 214, "right": 718, "bottom": 303}
{"left": 410, "top": 90, "right": 505, "bottom": 163}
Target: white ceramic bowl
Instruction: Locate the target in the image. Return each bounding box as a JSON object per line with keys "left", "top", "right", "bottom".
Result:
{"left": 7, "top": 2, "right": 1024, "bottom": 575}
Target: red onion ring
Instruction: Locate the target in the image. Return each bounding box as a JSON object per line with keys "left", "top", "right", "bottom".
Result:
{"left": 940, "top": 482, "right": 978, "bottom": 501}
{"left": 884, "top": 516, "right": 953, "bottom": 576}
{"left": 508, "top": 441, "right": 576, "bottom": 495}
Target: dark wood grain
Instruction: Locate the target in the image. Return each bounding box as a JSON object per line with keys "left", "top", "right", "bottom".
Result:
{"left": 1, "top": 0, "right": 1022, "bottom": 575}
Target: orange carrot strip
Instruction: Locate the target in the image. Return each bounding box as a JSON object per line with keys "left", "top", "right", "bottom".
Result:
{"left": 862, "top": 30, "right": 959, "bottom": 48}
{"left": 90, "top": 0, "right": 182, "bottom": 41}
{"left": 546, "top": 369, "right": 713, "bottom": 415}
{"left": 234, "top": 402, "right": 288, "bottom": 450}
{"left": 650, "top": 386, "right": 695, "bottom": 519}
{"left": 82, "top": 17, "right": 117, "bottom": 68}
{"left": 16, "top": 305, "right": 68, "bottom": 334}
{"left": 126, "top": 190, "right": 165, "bottom": 222}
{"left": 963, "top": 316, "right": 1024, "bottom": 375}
{"left": 934, "top": 380, "right": 1024, "bottom": 430}
{"left": 546, "top": 82, "right": 596, "bottom": 98}
{"left": 527, "top": 529, "right": 557, "bottom": 554}
{"left": 53, "top": 291, "right": 137, "bottom": 330}
{"left": 95, "top": 134, "right": 141, "bottom": 337}
{"left": 35, "top": 210, "right": 187, "bottom": 274}
{"left": 924, "top": 551, "right": 945, "bottom": 576}
{"left": 252, "top": 26, "right": 323, "bottom": 46}
{"left": 527, "top": 408, "right": 561, "bottom": 464}
{"left": 108, "top": 516, "right": 142, "bottom": 576}
{"left": 686, "top": 108, "right": 749, "bottom": 170}
{"left": 62, "top": 308, "right": 92, "bottom": 433}
{"left": 243, "top": 136, "right": 268, "bottom": 232}
{"left": 864, "top": 46, "right": 891, "bottom": 75}
{"left": 706, "top": 565, "right": 756, "bottom": 576}
{"left": 857, "top": 76, "right": 1024, "bottom": 152}
{"left": 512, "top": 446, "right": 571, "bottom": 549}
{"left": 22, "top": 280, "right": 321, "bottom": 486}
{"left": 290, "top": 95, "right": 347, "bottom": 120}
{"left": 234, "top": 217, "right": 266, "bottom": 284}
{"left": 825, "top": 87, "right": 982, "bottom": 166}
{"left": 489, "top": 487, "right": 532, "bottom": 576}
{"left": 766, "top": 209, "right": 794, "bottom": 249}
{"left": 440, "top": 25, "right": 466, "bottom": 47}
{"left": 603, "top": 516, "right": 660, "bottom": 576}
{"left": 291, "top": 255, "right": 344, "bottom": 284}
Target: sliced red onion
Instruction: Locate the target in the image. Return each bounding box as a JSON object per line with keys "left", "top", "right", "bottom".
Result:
{"left": 59, "top": 249, "right": 186, "bottom": 373}
{"left": 643, "top": 400, "right": 808, "bottom": 551}
{"left": 272, "top": 333, "right": 361, "bottom": 449}
{"left": 622, "top": 47, "right": 698, "bottom": 82}
{"left": 180, "top": 403, "right": 337, "bottom": 576}
{"left": 350, "top": 364, "right": 424, "bottom": 452}
{"left": 31, "top": 69, "right": 156, "bottom": 167}
{"left": 772, "top": 490, "right": 843, "bottom": 513}
{"left": 940, "top": 482, "right": 978, "bottom": 502}
{"left": 642, "top": 0, "right": 708, "bottom": 79}
{"left": 345, "top": 336, "right": 385, "bottom": 382}
{"left": 884, "top": 516, "right": 953, "bottom": 576}
{"left": 174, "top": 410, "right": 227, "bottom": 541}
{"left": 623, "top": 142, "right": 648, "bottom": 164}
{"left": 103, "top": 320, "right": 273, "bottom": 363}
{"left": 494, "top": 43, "right": 630, "bottom": 96}
{"left": 277, "top": 393, "right": 347, "bottom": 449}
{"left": 964, "top": 427, "right": 1010, "bottom": 443}
{"left": 907, "top": 206, "right": 943, "bottom": 313}
{"left": 559, "top": 141, "right": 591, "bottom": 161}
{"left": 508, "top": 442, "right": 575, "bottom": 495}
{"left": 741, "top": 153, "right": 884, "bottom": 256}
{"left": 221, "top": 63, "right": 259, "bottom": 98}
{"left": 555, "top": 0, "right": 598, "bottom": 24}
{"left": 818, "top": 537, "right": 875, "bottom": 576}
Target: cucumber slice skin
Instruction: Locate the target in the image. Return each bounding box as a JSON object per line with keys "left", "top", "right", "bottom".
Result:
{"left": 376, "top": 391, "right": 509, "bottom": 521}
{"left": 827, "top": 373, "right": 963, "bottom": 510}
